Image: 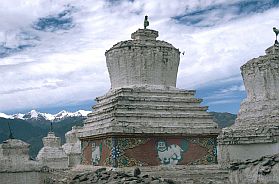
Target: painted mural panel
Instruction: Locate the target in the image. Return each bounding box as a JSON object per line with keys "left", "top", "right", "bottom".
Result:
{"left": 156, "top": 140, "right": 184, "bottom": 165}
{"left": 81, "top": 136, "right": 217, "bottom": 167}
{"left": 81, "top": 138, "right": 112, "bottom": 166}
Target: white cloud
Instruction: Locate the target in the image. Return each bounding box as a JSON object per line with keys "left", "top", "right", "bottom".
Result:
{"left": 203, "top": 83, "right": 245, "bottom": 101}
{"left": 207, "top": 99, "right": 240, "bottom": 105}
{"left": 0, "top": 0, "right": 278, "bottom": 112}
{"left": 220, "top": 84, "right": 245, "bottom": 93}
{"left": 176, "top": 8, "right": 278, "bottom": 88}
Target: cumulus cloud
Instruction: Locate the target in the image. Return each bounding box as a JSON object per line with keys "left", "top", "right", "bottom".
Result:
{"left": 0, "top": 0, "right": 278, "bottom": 113}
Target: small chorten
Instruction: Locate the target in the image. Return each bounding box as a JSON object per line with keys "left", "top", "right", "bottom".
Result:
{"left": 0, "top": 127, "right": 41, "bottom": 172}
{"left": 37, "top": 123, "right": 68, "bottom": 169}
{"left": 62, "top": 126, "right": 82, "bottom": 167}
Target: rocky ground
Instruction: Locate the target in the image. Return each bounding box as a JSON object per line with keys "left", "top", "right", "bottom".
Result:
{"left": 230, "top": 153, "right": 279, "bottom": 173}
{"left": 46, "top": 167, "right": 176, "bottom": 184}
{"left": 44, "top": 153, "right": 279, "bottom": 184}
{"left": 229, "top": 153, "right": 279, "bottom": 184}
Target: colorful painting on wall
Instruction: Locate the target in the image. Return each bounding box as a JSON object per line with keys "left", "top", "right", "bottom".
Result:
{"left": 156, "top": 139, "right": 187, "bottom": 165}
{"left": 81, "top": 136, "right": 217, "bottom": 167}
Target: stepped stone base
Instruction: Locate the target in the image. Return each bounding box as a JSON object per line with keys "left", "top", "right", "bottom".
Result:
{"left": 78, "top": 87, "right": 219, "bottom": 167}
{"left": 79, "top": 87, "right": 219, "bottom": 136}
{"left": 218, "top": 124, "right": 279, "bottom": 166}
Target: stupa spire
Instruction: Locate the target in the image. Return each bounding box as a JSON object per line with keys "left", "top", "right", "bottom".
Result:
{"left": 144, "top": 15, "right": 149, "bottom": 29}
{"left": 8, "top": 122, "right": 14, "bottom": 139}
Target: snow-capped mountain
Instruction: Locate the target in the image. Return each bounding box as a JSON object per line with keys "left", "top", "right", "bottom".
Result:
{"left": 50, "top": 110, "right": 91, "bottom": 121}
{"left": 0, "top": 110, "right": 91, "bottom": 122}
{"left": 0, "top": 112, "right": 14, "bottom": 119}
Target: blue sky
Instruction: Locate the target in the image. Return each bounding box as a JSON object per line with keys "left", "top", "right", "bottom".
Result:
{"left": 0, "top": 0, "right": 278, "bottom": 114}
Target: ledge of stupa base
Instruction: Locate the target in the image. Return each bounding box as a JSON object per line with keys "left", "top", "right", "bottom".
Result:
{"left": 218, "top": 137, "right": 279, "bottom": 167}
{"left": 218, "top": 124, "right": 279, "bottom": 166}
{"left": 218, "top": 123, "right": 279, "bottom": 145}
{"left": 96, "top": 85, "right": 196, "bottom": 99}
{"left": 78, "top": 124, "right": 220, "bottom": 139}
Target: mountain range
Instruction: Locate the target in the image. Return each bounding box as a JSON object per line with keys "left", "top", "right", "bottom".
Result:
{"left": 0, "top": 110, "right": 91, "bottom": 157}
{"left": 0, "top": 109, "right": 91, "bottom": 122}
{"left": 0, "top": 110, "right": 237, "bottom": 157}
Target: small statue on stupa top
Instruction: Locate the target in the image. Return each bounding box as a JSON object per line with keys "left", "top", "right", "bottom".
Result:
{"left": 144, "top": 15, "right": 149, "bottom": 29}
{"left": 273, "top": 27, "right": 279, "bottom": 45}
{"left": 8, "top": 122, "right": 14, "bottom": 139}
{"left": 50, "top": 122, "right": 54, "bottom": 132}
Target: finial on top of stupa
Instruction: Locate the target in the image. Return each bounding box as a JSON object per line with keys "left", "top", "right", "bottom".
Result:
{"left": 50, "top": 122, "right": 54, "bottom": 132}
{"left": 144, "top": 15, "right": 149, "bottom": 29}
{"left": 273, "top": 27, "right": 279, "bottom": 45}
{"left": 8, "top": 122, "right": 14, "bottom": 139}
